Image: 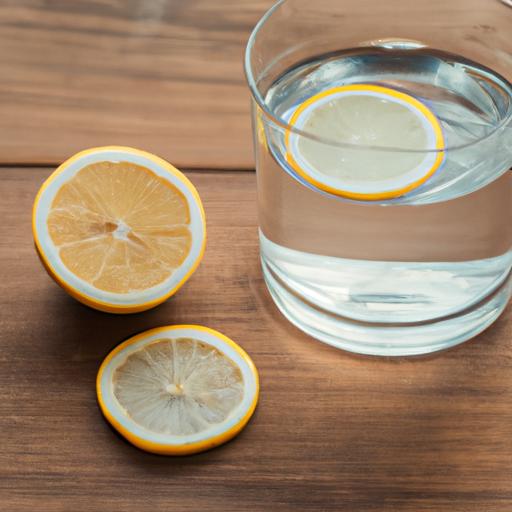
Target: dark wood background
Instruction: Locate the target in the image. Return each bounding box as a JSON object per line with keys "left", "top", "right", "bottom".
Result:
{"left": 0, "top": 1, "right": 511, "bottom": 511}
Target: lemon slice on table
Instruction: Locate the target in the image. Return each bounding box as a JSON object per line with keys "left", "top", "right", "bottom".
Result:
{"left": 96, "top": 325, "right": 259, "bottom": 455}
{"left": 32, "top": 146, "right": 206, "bottom": 313}
{"left": 285, "top": 84, "right": 445, "bottom": 200}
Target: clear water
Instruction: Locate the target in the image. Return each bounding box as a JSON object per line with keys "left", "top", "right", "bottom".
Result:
{"left": 256, "top": 47, "right": 512, "bottom": 355}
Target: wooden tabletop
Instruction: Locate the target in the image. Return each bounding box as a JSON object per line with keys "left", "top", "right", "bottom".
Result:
{"left": 1, "top": 2, "right": 511, "bottom": 511}
{"left": 0, "top": 0, "right": 274, "bottom": 169}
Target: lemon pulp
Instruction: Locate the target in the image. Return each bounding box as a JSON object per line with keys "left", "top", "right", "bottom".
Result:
{"left": 285, "top": 84, "right": 445, "bottom": 200}
{"left": 96, "top": 325, "right": 259, "bottom": 455}
{"left": 113, "top": 338, "right": 244, "bottom": 436}
{"left": 33, "top": 147, "right": 206, "bottom": 312}
{"left": 47, "top": 161, "right": 191, "bottom": 294}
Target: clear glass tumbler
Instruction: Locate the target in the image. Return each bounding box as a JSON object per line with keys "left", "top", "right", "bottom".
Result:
{"left": 244, "top": 0, "right": 512, "bottom": 355}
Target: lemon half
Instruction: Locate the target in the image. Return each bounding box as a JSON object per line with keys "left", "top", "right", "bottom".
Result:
{"left": 96, "top": 325, "right": 259, "bottom": 455}
{"left": 32, "top": 146, "right": 206, "bottom": 313}
{"left": 285, "top": 84, "right": 445, "bottom": 200}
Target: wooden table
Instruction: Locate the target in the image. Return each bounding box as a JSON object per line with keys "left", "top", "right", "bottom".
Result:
{"left": 1, "top": 2, "right": 511, "bottom": 511}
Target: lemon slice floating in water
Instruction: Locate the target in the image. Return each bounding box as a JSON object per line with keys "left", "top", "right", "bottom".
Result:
{"left": 32, "top": 146, "right": 206, "bottom": 313}
{"left": 285, "top": 84, "right": 445, "bottom": 200}
{"left": 96, "top": 325, "right": 259, "bottom": 455}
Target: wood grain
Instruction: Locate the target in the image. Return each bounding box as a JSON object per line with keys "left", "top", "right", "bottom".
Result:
{"left": 1, "top": 168, "right": 511, "bottom": 511}
{"left": 1, "top": 0, "right": 511, "bottom": 169}
{"left": 0, "top": 0, "right": 274, "bottom": 169}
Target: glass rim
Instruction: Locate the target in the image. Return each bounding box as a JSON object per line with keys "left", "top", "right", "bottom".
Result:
{"left": 243, "top": 0, "right": 512, "bottom": 155}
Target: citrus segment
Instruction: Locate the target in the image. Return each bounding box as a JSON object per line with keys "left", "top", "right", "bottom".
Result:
{"left": 97, "top": 325, "right": 259, "bottom": 455}
{"left": 285, "top": 84, "right": 445, "bottom": 200}
{"left": 47, "top": 161, "right": 191, "bottom": 294}
{"left": 33, "top": 147, "right": 206, "bottom": 313}
{"left": 113, "top": 338, "right": 243, "bottom": 435}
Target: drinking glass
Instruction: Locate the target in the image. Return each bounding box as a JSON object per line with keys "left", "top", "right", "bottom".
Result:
{"left": 244, "top": 0, "right": 512, "bottom": 355}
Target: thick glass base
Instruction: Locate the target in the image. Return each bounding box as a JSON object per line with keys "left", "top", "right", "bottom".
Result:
{"left": 262, "top": 255, "right": 512, "bottom": 357}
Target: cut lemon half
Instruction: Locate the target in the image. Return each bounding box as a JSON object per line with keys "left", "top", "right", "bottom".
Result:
{"left": 32, "top": 146, "right": 206, "bottom": 313}
{"left": 96, "top": 325, "right": 259, "bottom": 455}
{"left": 285, "top": 84, "right": 445, "bottom": 200}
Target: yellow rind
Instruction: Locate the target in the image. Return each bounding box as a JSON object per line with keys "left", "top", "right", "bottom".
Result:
{"left": 96, "top": 325, "right": 260, "bottom": 455}
{"left": 32, "top": 146, "right": 206, "bottom": 314}
{"left": 285, "top": 84, "right": 445, "bottom": 201}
